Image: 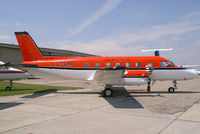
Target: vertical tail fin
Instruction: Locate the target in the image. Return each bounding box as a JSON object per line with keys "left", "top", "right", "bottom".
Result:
{"left": 15, "top": 31, "right": 43, "bottom": 61}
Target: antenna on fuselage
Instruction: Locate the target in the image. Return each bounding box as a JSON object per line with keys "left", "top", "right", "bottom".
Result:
{"left": 103, "top": 52, "right": 108, "bottom": 57}
{"left": 141, "top": 48, "right": 173, "bottom": 56}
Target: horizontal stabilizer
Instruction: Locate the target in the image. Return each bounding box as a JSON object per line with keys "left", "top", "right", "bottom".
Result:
{"left": 141, "top": 48, "right": 173, "bottom": 56}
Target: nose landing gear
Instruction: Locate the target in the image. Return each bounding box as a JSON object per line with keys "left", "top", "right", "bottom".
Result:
{"left": 168, "top": 80, "right": 177, "bottom": 93}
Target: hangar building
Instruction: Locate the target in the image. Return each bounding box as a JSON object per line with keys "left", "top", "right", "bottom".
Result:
{"left": 0, "top": 43, "right": 97, "bottom": 64}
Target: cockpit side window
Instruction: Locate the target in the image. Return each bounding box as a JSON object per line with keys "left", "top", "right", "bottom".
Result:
{"left": 167, "top": 61, "right": 175, "bottom": 67}
{"left": 160, "top": 61, "right": 168, "bottom": 67}
{"left": 160, "top": 61, "right": 175, "bottom": 67}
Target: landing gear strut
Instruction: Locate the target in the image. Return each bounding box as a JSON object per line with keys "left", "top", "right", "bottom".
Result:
{"left": 147, "top": 81, "right": 151, "bottom": 92}
{"left": 103, "top": 85, "right": 113, "bottom": 97}
{"left": 5, "top": 80, "right": 12, "bottom": 91}
{"left": 168, "top": 80, "right": 177, "bottom": 93}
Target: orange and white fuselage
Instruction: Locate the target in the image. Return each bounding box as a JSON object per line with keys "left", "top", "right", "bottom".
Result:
{"left": 15, "top": 32, "right": 199, "bottom": 87}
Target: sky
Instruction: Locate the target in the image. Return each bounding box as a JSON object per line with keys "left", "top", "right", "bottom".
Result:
{"left": 0, "top": 0, "right": 200, "bottom": 65}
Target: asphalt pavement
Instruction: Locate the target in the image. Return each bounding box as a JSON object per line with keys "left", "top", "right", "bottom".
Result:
{"left": 0, "top": 77, "right": 200, "bottom": 134}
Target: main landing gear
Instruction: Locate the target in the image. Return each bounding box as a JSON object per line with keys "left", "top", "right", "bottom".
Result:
{"left": 5, "top": 80, "right": 13, "bottom": 91}
{"left": 103, "top": 85, "right": 113, "bottom": 97}
{"left": 168, "top": 80, "right": 177, "bottom": 93}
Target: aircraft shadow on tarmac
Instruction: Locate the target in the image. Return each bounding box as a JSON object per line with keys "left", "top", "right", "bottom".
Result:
{"left": 20, "top": 87, "right": 144, "bottom": 109}
{"left": 0, "top": 102, "right": 23, "bottom": 110}
{"left": 56, "top": 87, "right": 200, "bottom": 108}
{"left": 55, "top": 87, "right": 145, "bottom": 109}
{"left": 19, "top": 87, "right": 200, "bottom": 109}
{"left": 128, "top": 90, "right": 200, "bottom": 97}
{"left": 21, "top": 89, "right": 57, "bottom": 98}
{"left": 103, "top": 87, "right": 144, "bottom": 109}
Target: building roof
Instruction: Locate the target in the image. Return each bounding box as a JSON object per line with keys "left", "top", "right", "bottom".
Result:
{"left": 0, "top": 43, "right": 97, "bottom": 57}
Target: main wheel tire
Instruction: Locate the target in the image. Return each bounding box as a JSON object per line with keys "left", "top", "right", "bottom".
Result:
{"left": 104, "top": 88, "right": 113, "bottom": 97}
{"left": 5, "top": 86, "right": 12, "bottom": 91}
{"left": 168, "top": 87, "right": 175, "bottom": 93}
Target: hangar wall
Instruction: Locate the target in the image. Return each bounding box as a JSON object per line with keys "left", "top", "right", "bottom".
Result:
{"left": 0, "top": 43, "right": 97, "bottom": 64}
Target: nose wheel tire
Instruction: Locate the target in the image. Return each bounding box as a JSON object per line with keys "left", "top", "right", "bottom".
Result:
{"left": 104, "top": 88, "right": 113, "bottom": 97}
{"left": 168, "top": 87, "right": 175, "bottom": 93}
{"left": 5, "top": 86, "right": 12, "bottom": 91}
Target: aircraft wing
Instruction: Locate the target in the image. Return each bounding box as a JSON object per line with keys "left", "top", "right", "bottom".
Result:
{"left": 93, "top": 67, "right": 126, "bottom": 85}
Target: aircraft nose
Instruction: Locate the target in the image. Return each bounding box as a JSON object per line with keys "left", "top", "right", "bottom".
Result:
{"left": 196, "top": 71, "right": 200, "bottom": 76}
{"left": 182, "top": 69, "right": 199, "bottom": 80}
{"left": 188, "top": 70, "right": 199, "bottom": 79}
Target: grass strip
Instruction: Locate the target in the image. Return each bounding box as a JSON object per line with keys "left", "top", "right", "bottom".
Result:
{"left": 0, "top": 81, "right": 81, "bottom": 96}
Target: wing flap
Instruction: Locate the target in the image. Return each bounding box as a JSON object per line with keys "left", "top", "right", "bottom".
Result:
{"left": 94, "top": 68, "right": 125, "bottom": 85}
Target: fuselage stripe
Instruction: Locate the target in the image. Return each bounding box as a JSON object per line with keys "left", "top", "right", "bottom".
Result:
{"left": 21, "top": 65, "right": 187, "bottom": 70}
{"left": 0, "top": 71, "right": 25, "bottom": 73}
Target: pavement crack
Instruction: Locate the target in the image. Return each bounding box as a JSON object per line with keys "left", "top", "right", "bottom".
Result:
{"left": 158, "top": 98, "right": 200, "bottom": 134}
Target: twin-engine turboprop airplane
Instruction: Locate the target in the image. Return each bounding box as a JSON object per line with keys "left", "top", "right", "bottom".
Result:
{"left": 14, "top": 31, "right": 200, "bottom": 97}
{"left": 0, "top": 61, "right": 30, "bottom": 90}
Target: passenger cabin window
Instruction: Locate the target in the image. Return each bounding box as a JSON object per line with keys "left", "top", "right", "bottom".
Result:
{"left": 106, "top": 63, "right": 111, "bottom": 67}
{"left": 95, "top": 63, "right": 100, "bottom": 67}
{"left": 116, "top": 63, "right": 121, "bottom": 67}
{"left": 160, "top": 61, "right": 168, "bottom": 67}
{"left": 148, "top": 62, "right": 153, "bottom": 67}
{"left": 136, "top": 62, "right": 141, "bottom": 67}
{"left": 84, "top": 63, "right": 90, "bottom": 67}
{"left": 126, "top": 62, "right": 131, "bottom": 67}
